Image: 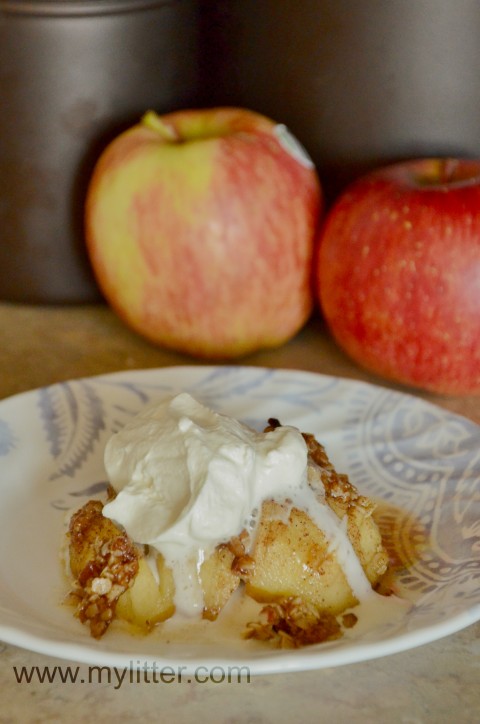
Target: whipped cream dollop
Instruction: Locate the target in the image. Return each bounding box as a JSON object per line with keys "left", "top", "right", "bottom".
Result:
{"left": 102, "top": 392, "right": 308, "bottom": 614}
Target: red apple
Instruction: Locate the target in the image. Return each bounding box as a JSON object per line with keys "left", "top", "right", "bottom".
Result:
{"left": 85, "top": 107, "right": 322, "bottom": 358}
{"left": 317, "top": 158, "right": 480, "bottom": 394}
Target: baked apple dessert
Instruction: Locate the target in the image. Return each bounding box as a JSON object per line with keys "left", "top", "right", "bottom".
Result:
{"left": 64, "top": 393, "right": 390, "bottom": 647}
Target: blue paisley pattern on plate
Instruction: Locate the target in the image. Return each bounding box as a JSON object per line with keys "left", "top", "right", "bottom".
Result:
{"left": 38, "top": 381, "right": 106, "bottom": 479}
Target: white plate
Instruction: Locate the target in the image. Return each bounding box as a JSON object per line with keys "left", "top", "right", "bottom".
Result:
{"left": 0, "top": 366, "right": 479, "bottom": 675}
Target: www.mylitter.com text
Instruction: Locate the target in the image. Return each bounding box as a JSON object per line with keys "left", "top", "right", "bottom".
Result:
{"left": 12, "top": 661, "right": 251, "bottom": 688}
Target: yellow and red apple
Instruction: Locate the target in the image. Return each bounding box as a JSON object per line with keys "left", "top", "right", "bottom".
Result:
{"left": 317, "top": 158, "right": 480, "bottom": 394}
{"left": 85, "top": 107, "right": 322, "bottom": 358}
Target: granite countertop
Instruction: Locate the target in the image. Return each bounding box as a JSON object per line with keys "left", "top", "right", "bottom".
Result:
{"left": 0, "top": 301, "right": 478, "bottom": 723}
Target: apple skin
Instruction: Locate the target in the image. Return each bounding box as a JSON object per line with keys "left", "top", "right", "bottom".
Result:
{"left": 316, "top": 158, "right": 480, "bottom": 394}
{"left": 85, "top": 107, "right": 322, "bottom": 359}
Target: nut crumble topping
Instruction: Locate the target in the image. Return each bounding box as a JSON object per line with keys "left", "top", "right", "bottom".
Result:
{"left": 67, "top": 500, "right": 139, "bottom": 639}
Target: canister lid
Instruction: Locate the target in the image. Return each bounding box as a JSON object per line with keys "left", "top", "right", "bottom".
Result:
{"left": 0, "top": 0, "right": 172, "bottom": 16}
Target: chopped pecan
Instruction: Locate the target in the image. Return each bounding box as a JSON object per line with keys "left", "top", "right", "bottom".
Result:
{"left": 244, "top": 597, "right": 343, "bottom": 648}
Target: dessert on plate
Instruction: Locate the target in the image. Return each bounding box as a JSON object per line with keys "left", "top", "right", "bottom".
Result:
{"left": 64, "top": 392, "right": 391, "bottom": 647}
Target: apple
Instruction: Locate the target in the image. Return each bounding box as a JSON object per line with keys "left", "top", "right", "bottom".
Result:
{"left": 316, "top": 158, "right": 480, "bottom": 394}
{"left": 85, "top": 107, "right": 322, "bottom": 358}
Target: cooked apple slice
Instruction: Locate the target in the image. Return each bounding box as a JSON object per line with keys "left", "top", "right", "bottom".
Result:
{"left": 327, "top": 492, "right": 389, "bottom": 585}
{"left": 200, "top": 541, "right": 247, "bottom": 620}
{"left": 68, "top": 499, "right": 126, "bottom": 580}
{"left": 245, "top": 494, "right": 387, "bottom": 614}
{"left": 246, "top": 500, "right": 359, "bottom": 613}
{"left": 67, "top": 499, "right": 140, "bottom": 638}
{"left": 116, "top": 554, "right": 175, "bottom": 630}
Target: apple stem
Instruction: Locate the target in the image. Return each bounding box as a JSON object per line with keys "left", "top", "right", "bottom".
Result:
{"left": 141, "top": 110, "right": 181, "bottom": 143}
